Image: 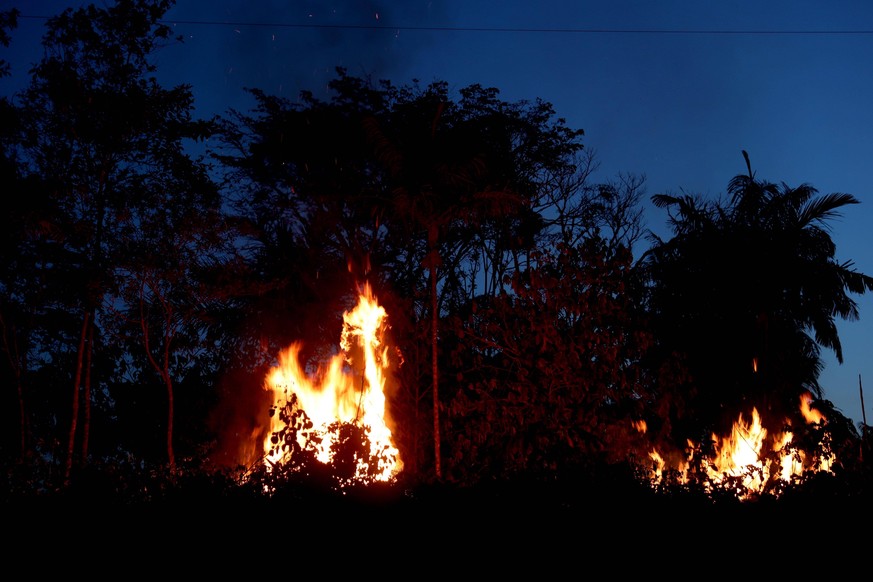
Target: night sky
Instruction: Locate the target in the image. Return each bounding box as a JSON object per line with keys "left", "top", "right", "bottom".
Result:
{"left": 3, "top": 0, "right": 872, "bottom": 427}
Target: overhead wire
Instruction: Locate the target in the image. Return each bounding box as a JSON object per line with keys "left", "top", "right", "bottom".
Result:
{"left": 15, "top": 14, "right": 873, "bottom": 35}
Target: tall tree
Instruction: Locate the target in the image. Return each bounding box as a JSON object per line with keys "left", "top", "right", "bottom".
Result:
{"left": 112, "top": 146, "right": 226, "bottom": 471}
{"left": 365, "top": 81, "right": 533, "bottom": 480}
{"left": 11, "top": 0, "right": 217, "bottom": 480}
{"left": 215, "top": 70, "right": 592, "bottom": 482}
{"left": 641, "top": 154, "right": 873, "bottom": 449}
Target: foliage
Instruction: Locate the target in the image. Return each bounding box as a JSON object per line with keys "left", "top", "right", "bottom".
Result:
{"left": 640, "top": 163, "right": 873, "bottom": 448}
{"left": 440, "top": 238, "right": 655, "bottom": 483}
{"left": 213, "top": 67, "right": 610, "bottom": 477}
{"left": 1, "top": 3, "right": 871, "bottom": 506}
{"left": 0, "top": 0, "right": 236, "bottom": 475}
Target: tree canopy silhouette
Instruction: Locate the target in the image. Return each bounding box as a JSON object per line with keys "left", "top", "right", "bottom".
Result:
{"left": 212, "top": 67, "right": 647, "bottom": 483}
{"left": 2, "top": 1, "right": 871, "bottom": 503}
{"left": 1, "top": 0, "right": 231, "bottom": 480}
{"left": 641, "top": 152, "right": 873, "bottom": 448}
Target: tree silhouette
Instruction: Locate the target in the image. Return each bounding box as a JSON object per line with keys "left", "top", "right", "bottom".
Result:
{"left": 8, "top": 0, "right": 219, "bottom": 478}
{"left": 442, "top": 237, "right": 653, "bottom": 483}
{"left": 641, "top": 152, "right": 873, "bottom": 447}
{"left": 364, "top": 81, "right": 533, "bottom": 480}
{"left": 214, "top": 70, "right": 590, "bottom": 480}
{"left": 3, "top": 4, "right": 869, "bottom": 502}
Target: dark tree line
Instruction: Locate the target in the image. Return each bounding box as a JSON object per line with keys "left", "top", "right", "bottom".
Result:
{"left": 1, "top": 1, "right": 871, "bottom": 501}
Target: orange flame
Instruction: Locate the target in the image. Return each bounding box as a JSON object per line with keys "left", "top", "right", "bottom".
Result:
{"left": 262, "top": 282, "right": 402, "bottom": 482}
{"left": 641, "top": 392, "right": 834, "bottom": 499}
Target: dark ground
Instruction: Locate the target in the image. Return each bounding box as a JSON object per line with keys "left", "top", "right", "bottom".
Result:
{"left": 5, "top": 472, "right": 868, "bottom": 576}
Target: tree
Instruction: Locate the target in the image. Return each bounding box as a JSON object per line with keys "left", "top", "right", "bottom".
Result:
{"left": 10, "top": 0, "right": 219, "bottom": 481}
{"left": 364, "top": 80, "right": 536, "bottom": 480}
{"left": 112, "top": 153, "right": 228, "bottom": 471}
{"left": 0, "top": 8, "right": 15, "bottom": 78}
{"left": 641, "top": 153, "right": 873, "bottom": 450}
{"left": 214, "top": 70, "right": 602, "bottom": 482}
{"left": 442, "top": 238, "right": 654, "bottom": 484}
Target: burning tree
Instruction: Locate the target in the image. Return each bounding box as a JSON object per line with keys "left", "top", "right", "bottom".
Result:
{"left": 637, "top": 154, "right": 873, "bottom": 498}
{"left": 213, "top": 69, "right": 601, "bottom": 482}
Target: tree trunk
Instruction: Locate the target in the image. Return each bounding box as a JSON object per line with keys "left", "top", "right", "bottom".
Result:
{"left": 80, "top": 319, "right": 94, "bottom": 463}
{"left": 427, "top": 223, "right": 441, "bottom": 479}
{"left": 161, "top": 324, "right": 176, "bottom": 471}
{"left": 430, "top": 262, "right": 440, "bottom": 479}
{"left": 160, "top": 314, "right": 176, "bottom": 471}
{"left": 139, "top": 290, "right": 177, "bottom": 471}
{"left": 163, "top": 367, "right": 176, "bottom": 470}
{"left": 15, "top": 369, "right": 26, "bottom": 462}
{"left": 65, "top": 310, "right": 90, "bottom": 486}
{"left": 411, "top": 340, "right": 422, "bottom": 477}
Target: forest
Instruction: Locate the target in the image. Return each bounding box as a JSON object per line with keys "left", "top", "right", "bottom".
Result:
{"left": 2, "top": 1, "right": 873, "bottom": 516}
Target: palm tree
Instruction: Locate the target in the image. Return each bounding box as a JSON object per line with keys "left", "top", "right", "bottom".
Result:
{"left": 642, "top": 153, "right": 873, "bottom": 440}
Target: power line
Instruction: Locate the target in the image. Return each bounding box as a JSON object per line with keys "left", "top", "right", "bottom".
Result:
{"left": 16, "top": 15, "right": 873, "bottom": 35}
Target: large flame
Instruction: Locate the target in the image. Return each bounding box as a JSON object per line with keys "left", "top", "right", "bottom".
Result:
{"left": 641, "top": 392, "right": 834, "bottom": 499}
{"left": 262, "top": 282, "right": 402, "bottom": 483}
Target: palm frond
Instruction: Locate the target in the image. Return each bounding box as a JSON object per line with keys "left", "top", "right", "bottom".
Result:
{"left": 797, "top": 192, "right": 859, "bottom": 228}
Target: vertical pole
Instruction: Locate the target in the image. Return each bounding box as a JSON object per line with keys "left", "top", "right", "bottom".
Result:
{"left": 860, "top": 374, "right": 867, "bottom": 464}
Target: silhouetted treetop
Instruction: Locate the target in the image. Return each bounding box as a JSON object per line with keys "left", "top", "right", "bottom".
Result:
{"left": 642, "top": 154, "right": 873, "bottom": 441}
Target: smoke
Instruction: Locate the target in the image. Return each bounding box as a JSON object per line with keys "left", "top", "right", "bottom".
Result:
{"left": 160, "top": 1, "right": 454, "bottom": 116}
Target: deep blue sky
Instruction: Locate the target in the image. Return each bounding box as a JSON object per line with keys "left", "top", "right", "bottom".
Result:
{"left": 3, "top": 1, "right": 872, "bottom": 428}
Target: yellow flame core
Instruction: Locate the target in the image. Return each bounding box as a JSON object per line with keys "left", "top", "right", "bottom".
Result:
{"left": 263, "top": 283, "right": 402, "bottom": 482}
{"left": 704, "top": 408, "right": 769, "bottom": 493}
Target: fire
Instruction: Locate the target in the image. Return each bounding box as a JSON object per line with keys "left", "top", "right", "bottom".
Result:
{"left": 703, "top": 407, "right": 770, "bottom": 493}
{"left": 642, "top": 392, "right": 834, "bottom": 499}
{"left": 262, "top": 282, "right": 402, "bottom": 484}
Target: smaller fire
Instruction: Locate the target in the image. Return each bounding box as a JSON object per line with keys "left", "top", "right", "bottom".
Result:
{"left": 640, "top": 392, "right": 834, "bottom": 499}
{"left": 262, "top": 283, "right": 402, "bottom": 484}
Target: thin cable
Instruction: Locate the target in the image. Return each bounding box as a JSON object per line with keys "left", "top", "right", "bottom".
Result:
{"left": 16, "top": 15, "right": 873, "bottom": 35}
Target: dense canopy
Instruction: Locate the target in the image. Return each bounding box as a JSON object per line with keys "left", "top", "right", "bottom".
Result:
{"left": 1, "top": 1, "right": 871, "bottom": 506}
